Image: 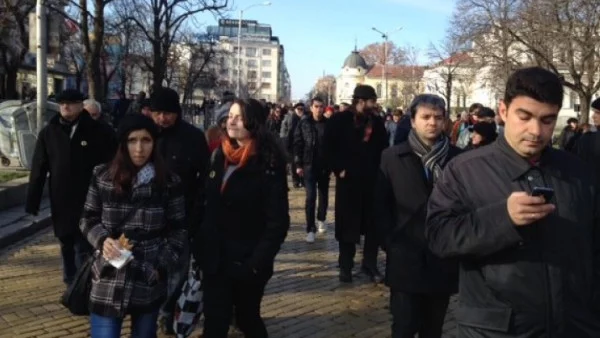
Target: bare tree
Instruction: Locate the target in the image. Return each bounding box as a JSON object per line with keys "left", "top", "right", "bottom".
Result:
{"left": 61, "top": 18, "right": 85, "bottom": 91}
{"left": 0, "top": 0, "right": 35, "bottom": 99}
{"left": 427, "top": 35, "right": 476, "bottom": 114}
{"left": 359, "top": 41, "right": 406, "bottom": 66}
{"left": 122, "top": 0, "right": 229, "bottom": 93}
{"left": 310, "top": 75, "right": 336, "bottom": 104}
{"left": 452, "top": 0, "right": 600, "bottom": 122}
{"left": 48, "top": 0, "right": 116, "bottom": 102}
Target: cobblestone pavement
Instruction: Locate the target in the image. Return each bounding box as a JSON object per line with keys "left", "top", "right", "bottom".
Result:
{"left": 0, "top": 182, "right": 457, "bottom": 338}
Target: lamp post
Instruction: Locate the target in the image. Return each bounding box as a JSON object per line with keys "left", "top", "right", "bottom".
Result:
{"left": 36, "top": 0, "right": 47, "bottom": 134}
{"left": 371, "top": 26, "right": 402, "bottom": 105}
{"left": 236, "top": 1, "right": 271, "bottom": 97}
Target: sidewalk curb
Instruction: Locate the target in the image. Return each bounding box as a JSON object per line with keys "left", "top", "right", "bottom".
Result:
{"left": 0, "top": 215, "right": 52, "bottom": 249}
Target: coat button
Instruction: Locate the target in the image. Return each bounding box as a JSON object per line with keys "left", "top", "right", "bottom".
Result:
{"left": 518, "top": 241, "right": 524, "bottom": 246}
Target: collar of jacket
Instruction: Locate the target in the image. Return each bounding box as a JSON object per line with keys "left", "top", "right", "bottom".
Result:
{"left": 494, "top": 135, "right": 560, "bottom": 180}
{"left": 50, "top": 109, "right": 93, "bottom": 126}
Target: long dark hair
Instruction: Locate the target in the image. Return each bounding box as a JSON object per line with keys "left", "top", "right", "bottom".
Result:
{"left": 109, "top": 130, "right": 167, "bottom": 195}
{"left": 229, "top": 98, "right": 287, "bottom": 168}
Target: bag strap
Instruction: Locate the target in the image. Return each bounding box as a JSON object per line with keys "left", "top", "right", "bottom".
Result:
{"left": 110, "top": 198, "right": 149, "bottom": 238}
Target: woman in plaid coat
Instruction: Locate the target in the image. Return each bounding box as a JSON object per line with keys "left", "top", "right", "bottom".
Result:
{"left": 80, "top": 114, "right": 187, "bottom": 337}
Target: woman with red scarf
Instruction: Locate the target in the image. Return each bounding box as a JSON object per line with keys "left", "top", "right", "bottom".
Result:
{"left": 193, "top": 98, "right": 290, "bottom": 338}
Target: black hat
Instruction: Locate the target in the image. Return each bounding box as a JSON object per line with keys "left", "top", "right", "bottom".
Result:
{"left": 294, "top": 102, "right": 305, "bottom": 109}
{"left": 117, "top": 114, "right": 159, "bottom": 142}
{"left": 140, "top": 99, "right": 152, "bottom": 109}
{"left": 475, "top": 107, "right": 496, "bottom": 118}
{"left": 150, "top": 87, "right": 181, "bottom": 114}
{"left": 473, "top": 122, "right": 498, "bottom": 142}
{"left": 56, "top": 89, "right": 85, "bottom": 103}
{"left": 353, "top": 85, "right": 377, "bottom": 100}
{"left": 592, "top": 97, "right": 600, "bottom": 111}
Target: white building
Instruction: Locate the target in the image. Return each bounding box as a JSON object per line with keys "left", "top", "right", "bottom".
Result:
{"left": 206, "top": 19, "right": 291, "bottom": 102}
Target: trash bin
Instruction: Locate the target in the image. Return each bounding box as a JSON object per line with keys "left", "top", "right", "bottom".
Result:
{"left": 0, "top": 100, "right": 60, "bottom": 169}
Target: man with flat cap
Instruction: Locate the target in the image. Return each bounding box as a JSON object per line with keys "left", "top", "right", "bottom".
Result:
{"left": 324, "top": 84, "right": 388, "bottom": 283}
{"left": 26, "top": 89, "right": 117, "bottom": 286}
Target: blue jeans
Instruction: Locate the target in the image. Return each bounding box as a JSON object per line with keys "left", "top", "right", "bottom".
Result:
{"left": 90, "top": 311, "right": 159, "bottom": 338}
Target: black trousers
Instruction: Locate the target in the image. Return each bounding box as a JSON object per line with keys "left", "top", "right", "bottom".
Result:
{"left": 203, "top": 272, "right": 271, "bottom": 338}
{"left": 390, "top": 290, "right": 450, "bottom": 338}
{"left": 338, "top": 231, "right": 378, "bottom": 271}
{"left": 290, "top": 161, "right": 301, "bottom": 186}
{"left": 303, "top": 166, "right": 330, "bottom": 233}
{"left": 57, "top": 231, "right": 93, "bottom": 285}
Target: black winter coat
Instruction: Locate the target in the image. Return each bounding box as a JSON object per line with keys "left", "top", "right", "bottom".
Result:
{"left": 426, "top": 136, "right": 600, "bottom": 337}
{"left": 193, "top": 148, "right": 290, "bottom": 279}
{"left": 324, "top": 110, "right": 387, "bottom": 243}
{"left": 157, "top": 119, "right": 210, "bottom": 225}
{"left": 375, "top": 142, "right": 461, "bottom": 293}
{"left": 293, "top": 115, "right": 327, "bottom": 169}
{"left": 26, "top": 111, "right": 117, "bottom": 237}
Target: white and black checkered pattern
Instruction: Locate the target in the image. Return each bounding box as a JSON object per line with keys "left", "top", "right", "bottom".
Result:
{"left": 173, "top": 268, "right": 203, "bottom": 338}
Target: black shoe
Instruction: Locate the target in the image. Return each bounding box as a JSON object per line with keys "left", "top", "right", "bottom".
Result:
{"left": 361, "top": 266, "right": 384, "bottom": 284}
{"left": 159, "top": 315, "right": 176, "bottom": 335}
{"left": 339, "top": 269, "right": 353, "bottom": 283}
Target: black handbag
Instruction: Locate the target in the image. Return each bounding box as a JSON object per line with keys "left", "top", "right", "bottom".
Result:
{"left": 60, "top": 198, "right": 149, "bottom": 316}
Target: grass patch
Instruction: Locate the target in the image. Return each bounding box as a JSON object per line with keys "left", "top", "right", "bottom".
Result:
{"left": 0, "top": 171, "right": 28, "bottom": 183}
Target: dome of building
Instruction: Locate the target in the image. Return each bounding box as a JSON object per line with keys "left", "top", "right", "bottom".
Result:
{"left": 343, "top": 51, "right": 368, "bottom": 69}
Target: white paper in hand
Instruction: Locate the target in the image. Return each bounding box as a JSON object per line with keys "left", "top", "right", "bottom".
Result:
{"left": 108, "top": 249, "right": 133, "bottom": 269}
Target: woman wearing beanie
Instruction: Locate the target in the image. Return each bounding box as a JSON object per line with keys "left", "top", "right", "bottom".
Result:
{"left": 194, "top": 98, "right": 290, "bottom": 338}
{"left": 466, "top": 121, "right": 498, "bottom": 150}
{"left": 80, "top": 114, "right": 187, "bottom": 337}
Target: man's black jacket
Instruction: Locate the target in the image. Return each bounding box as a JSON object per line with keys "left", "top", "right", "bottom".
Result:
{"left": 293, "top": 115, "right": 327, "bottom": 169}
{"left": 426, "top": 136, "right": 600, "bottom": 337}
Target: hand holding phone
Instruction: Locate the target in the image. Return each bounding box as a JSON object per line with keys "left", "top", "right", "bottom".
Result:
{"left": 507, "top": 191, "right": 555, "bottom": 226}
{"left": 531, "top": 187, "right": 554, "bottom": 203}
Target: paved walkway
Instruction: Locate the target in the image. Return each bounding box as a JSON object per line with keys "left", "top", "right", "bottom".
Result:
{"left": 0, "top": 182, "right": 457, "bottom": 338}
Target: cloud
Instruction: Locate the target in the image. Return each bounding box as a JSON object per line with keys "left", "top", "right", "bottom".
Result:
{"left": 385, "top": 0, "right": 455, "bottom": 14}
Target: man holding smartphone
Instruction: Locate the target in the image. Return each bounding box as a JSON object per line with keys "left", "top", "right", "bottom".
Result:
{"left": 426, "top": 67, "right": 600, "bottom": 336}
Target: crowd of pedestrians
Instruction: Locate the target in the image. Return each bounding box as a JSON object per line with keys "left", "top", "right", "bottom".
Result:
{"left": 23, "top": 65, "right": 600, "bottom": 338}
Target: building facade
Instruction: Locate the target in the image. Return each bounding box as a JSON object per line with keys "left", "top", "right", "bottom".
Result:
{"left": 207, "top": 19, "right": 291, "bottom": 102}
{"left": 336, "top": 50, "right": 424, "bottom": 108}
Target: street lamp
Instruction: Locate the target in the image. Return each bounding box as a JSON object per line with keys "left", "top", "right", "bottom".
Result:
{"left": 236, "top": 1, "right": 271, "bottom": 97}
{"left": 371, "top": 26, "right": 402, "bottom": 105}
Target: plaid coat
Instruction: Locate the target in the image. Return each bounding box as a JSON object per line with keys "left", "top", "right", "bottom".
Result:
{"left": 80, "top": 164, "right": 187, "bottom": 317}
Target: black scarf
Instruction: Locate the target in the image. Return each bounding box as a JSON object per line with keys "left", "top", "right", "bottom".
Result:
{"left": 58, "top": 115, "right": 80, "bottom": 136}
{"left": 408, "top": 129, "right": 450, "bottom": 183}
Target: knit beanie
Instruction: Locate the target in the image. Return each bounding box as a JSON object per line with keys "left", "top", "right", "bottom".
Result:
{"left": 117, "top": 114, "right": 159, "bottom": 142}
{"left": 150, "top": 87, "right": 181, "bottom": 114}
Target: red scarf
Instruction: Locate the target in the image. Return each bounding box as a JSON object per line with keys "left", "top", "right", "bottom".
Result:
{"left": 222, "top": 138, "right": 256, "bottom": 168}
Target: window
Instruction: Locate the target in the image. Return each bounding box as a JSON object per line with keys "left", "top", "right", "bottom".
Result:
{"left": 248, "top": 70, "right": 258, "bottom": 79}
{"left": 391, "top": 84, "right": 398, "bottom": 98}
{"left": 376, "top": 83, "right": 382, "bottom": 97}
{"left": 246, "top": 47, "right": 257, "bottom": 57}
{"left": 261, "top": 82, "right": 271, "bottom": 89}
{"left": 220, "top": 69, "right": 229, "bottom": 76}
{"left": 263, "top": 48, "right": 271, "bottom": 56}
{"left": 248, "top": 82, "right": 257, "bottom": 90}
{"left": 247, "top": 59, "right": 258, "bottom": 68}
{"left": 234, "top": 47, "right": 240, "bottom": 53}
{"left": 262, "top": 60, "right": 272, "bottom": 67}
{"left": 232, "top": 69, "right": 239, "bottom": 77}
{"left": 262, "top": 71, "right": 271, "bottom": 79}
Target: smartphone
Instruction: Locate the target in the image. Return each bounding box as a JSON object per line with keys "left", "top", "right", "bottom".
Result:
{"left": 531, "top": 187, "right": 554, "bottom": 202}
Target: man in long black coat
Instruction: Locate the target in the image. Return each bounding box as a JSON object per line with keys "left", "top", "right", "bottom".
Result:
{"left": 324, "top": 84, "right": 388, "bottom": 283}
{"left": 149, "top": 86, "right": 210, "bottom": 334}
{"left": 26, "top": 89, "right": 117, "bottom": 285}
{"left": 375, "top": 94, "right": 460, "bottom": 338}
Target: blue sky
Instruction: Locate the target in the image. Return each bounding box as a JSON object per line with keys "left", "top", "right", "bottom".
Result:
{"left": 199, "top": 0, "right": 456, "bottom": 100}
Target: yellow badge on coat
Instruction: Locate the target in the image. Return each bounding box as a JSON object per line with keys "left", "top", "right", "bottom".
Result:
{"left": 81, "top": 140, "right": 88, "bottom": 147}
{"left": 209, "top": 170, "right": 216, "bottom": 178}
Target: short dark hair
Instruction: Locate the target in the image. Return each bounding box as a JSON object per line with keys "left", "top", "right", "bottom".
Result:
{"left": 504, "top": 67, "right": 563, "bottom": 108}
{"left": 408, "top": 94, "right": 446, "bottom": 119}
{"left": 311, "top": 97, "right": 324, "bottom": 105}
{"left": 468, "top": 103, "right": 483, "bottom": 113}
{"left": 567, "top": 117, "right": 578, "bottom": 124}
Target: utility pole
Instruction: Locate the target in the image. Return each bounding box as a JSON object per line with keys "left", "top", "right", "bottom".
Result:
{"left": 36, "top": 0, "right": 47, "bottom": 134}
{"left": 372, "top": 26, "right": 402, "bottom": 107}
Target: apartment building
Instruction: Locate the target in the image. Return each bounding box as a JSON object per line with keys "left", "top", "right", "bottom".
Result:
{"left": 207, "top": 19, "right": 291, "bottom": 102}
